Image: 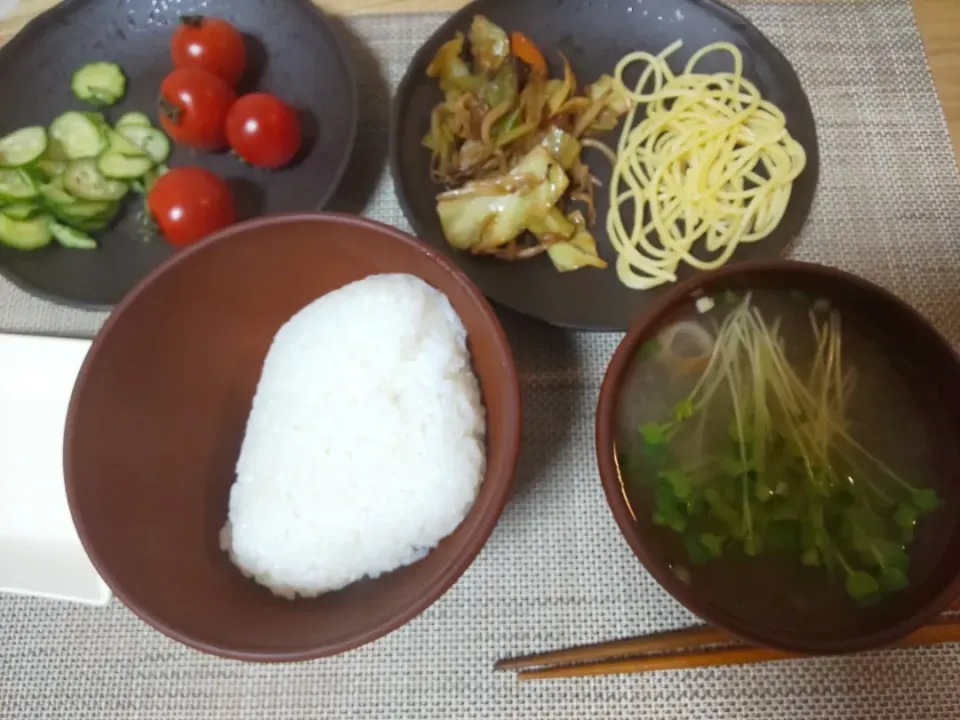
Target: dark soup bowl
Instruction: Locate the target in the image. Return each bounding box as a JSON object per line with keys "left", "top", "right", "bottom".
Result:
{"left": 596, "top": 260, "right": 960, "bottom": 654}
{"left": 64, "top": 213, "right": 521, "bottom": 662}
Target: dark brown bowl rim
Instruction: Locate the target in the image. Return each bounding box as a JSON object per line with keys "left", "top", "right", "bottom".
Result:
{"left": 64, "top": 212, "right": 522, "bottom": 662}
{"left": 595, "top": 259, "right": 960, "bottom": 655}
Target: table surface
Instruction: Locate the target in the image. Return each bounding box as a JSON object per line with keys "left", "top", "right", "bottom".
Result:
{"left": 2, "top": 4, "right": 959, "bottom": 717}
{"left": 2, "top": 0, "right": 959, "bottom": 163}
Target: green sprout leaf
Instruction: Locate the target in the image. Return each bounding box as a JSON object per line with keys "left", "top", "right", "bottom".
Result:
{"left": 654, "top": 511, "right": 687, "bottom": 533}
{"left": 754, "top": 481, "right": 774, "bottom": 502}
{"left": 879, "top": 566, "right": 909, "bottom": 594}
{"left": 911, "top": 488, "right": 941, "bottom": 513}
{"left": 845, "top": 570, "right": 880, "bottom": 600}
{"left": 639, "top": 440, "right": 671, "bottom": 466}
{"left": 638, "top": 338, "right": 660, "bottom": 360}
{"left": 672, "top": 397, "right": 695, "bottom": 422}
{"left": 639, "top": 422, "right": 668, "bottom": 445}
{"left": 723, "top": 289, "right": 739, "bottom": 305}
{"left": 699, "top": 533, "right": 725, "bottom": 558}
{"left": 654, "top": 485, "right": 687, "bottom": 532}
{"left": 705, "top": 488, "right": 742, "bottom": 530}
{"left": 899, "top": 523, "right": 915, "bottom": 544}
{"left": 659, "top": 469, "right": 693, "bottom": 500}
{"left": 893, "top": 503, "right": 920, "bottom": 531}
{"left": 684, "top": 535, "right": 710, "bottom": 564}
{"left": 720, "top": 456, "right": 755, "bottom": 477}
{"left": 800, "top": 547, "right": 821, "bottom": 567}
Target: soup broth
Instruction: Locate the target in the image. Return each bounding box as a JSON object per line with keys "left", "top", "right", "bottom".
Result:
{"left": 616, "top": 289, "right": 949, "bottom": 634}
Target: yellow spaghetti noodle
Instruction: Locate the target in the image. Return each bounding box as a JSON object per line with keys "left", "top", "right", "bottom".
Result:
{"left": 607, "top": 41, "right": 807, "bottom": 290}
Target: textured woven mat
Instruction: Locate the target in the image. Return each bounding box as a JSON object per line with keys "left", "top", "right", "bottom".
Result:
{"left": 3, "top": 1, "right": 960, "bottom": 718}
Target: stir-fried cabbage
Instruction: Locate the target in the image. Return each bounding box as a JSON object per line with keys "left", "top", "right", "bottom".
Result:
{"left": 425, "top": 16, "right": 633, "bottom": 272}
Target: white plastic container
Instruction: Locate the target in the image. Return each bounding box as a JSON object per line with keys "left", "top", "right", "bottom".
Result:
{"left": 0, "top": 333, "right": 110, "bottom": 606}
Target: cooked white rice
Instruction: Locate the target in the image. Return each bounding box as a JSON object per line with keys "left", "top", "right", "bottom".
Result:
{"left": 220, "top": 273, "right": 486, "bottom": 599}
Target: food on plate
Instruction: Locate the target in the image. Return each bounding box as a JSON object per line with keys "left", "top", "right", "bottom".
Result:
{"left": 617, "top": 290, "right": 942, "bottom": 628}
{"left": 608, "top": 42, "right": 807, "bottom": 290}
{"left": 170, "top": 16, "right": 247, "bottom": 87}
{"left": 146, "top": 166, "right": 235, "bottom": 247}
{"left": 158, "top": 67, "right": 237, "bottom": 151}
{"left": 0, "top": 127, "right": 47, "bottom": 168}
{"left": 0, "top": 109, "right": 172, "bottom": 251}
{"left": 71, "top": 62, "right": 127, "bottom": 107}
{"left": 226, "top": 93, "right": 302, "bottom": 169}
{"left": 423, "top": 15, "right": 632, "bottom": 272}
{"left": 162, "top": 19, "right": 305, "bottom": 170}
{"left": 220, "top": 273, "right": 486, "bottom": 598}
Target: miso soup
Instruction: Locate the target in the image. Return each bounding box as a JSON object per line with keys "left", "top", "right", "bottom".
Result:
{"left": 616, "top": 289, "right": 951, "bottom": 634}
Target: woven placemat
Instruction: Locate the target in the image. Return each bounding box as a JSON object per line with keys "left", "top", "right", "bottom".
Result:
{"left": 3, "top": 1, "right": 960, "bottom": 718}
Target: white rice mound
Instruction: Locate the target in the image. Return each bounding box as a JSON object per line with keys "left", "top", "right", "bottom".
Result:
{"left": 220, "top": 273, "right": 487, "bottom": 599}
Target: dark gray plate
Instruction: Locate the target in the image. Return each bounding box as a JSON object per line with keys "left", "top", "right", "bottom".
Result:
{"left": 0, "top": 0, "right": 357, "bottom": 308}
{"left": 391, "top": 0, "right": 819, "bottom": 331}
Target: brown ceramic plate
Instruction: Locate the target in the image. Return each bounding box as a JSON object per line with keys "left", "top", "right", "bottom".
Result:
{"left": 64, "top": 213, "right": 521, "bottom": 661}
{"left": 596, "top": 261, "right": 960, "bottom": 654}
{"left": 390, "top": 0, "right": 819, "bottom": 331}
{"left": 0, "top": 0, "right": 356, "bottom": 308}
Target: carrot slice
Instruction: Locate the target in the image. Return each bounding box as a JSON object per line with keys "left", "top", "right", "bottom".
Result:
{"left": 510, "top": 31, "right": 547, "bottom": 76}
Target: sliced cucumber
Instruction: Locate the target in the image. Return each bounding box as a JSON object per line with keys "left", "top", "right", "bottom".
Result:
{"left": 50, "top": 221, "right": 97, "bottom": 250}
{"left": 84, "top": 112, "right": 112, "bottom": 144}
{"left": 71, "top": 62, "right": 127, "bottom": 107}
{"left": 72, "top": 217, "right": 113, "bottom": 233}
{"left": 63, "top": 159, "right": 128, "bottom": 201}
{"left": 133, "top": 164, "right": 170, "bottom": 194}
{"left": 116, "top": 126, "right": 171, "bottom": 165}
{"left": 45, "top": 137, "right": 68, "bottom": 161}
{"left": 83, "top": 111, "right": 109, "bottom": 127}
{"left": 50, "top": 112, "right": 107, "bottom": 160}
{"left": 39, "top": 180, "right": 77, "bottom": 207}
{"left": 48, "top": 206, "right": 112, "bottom": 230}
{"left": 0, "top": 169, "right": 38, "bottom": 200}
{"left": 0, "top": 213, "right": 52, "bottom": 250}
{"left": 0, "top": 127, "right": 48, "bottom": 168}
{"left": 97, "top": 149, "right": 153, "bottom": 180}
{"left": 107, "top": 130, "right": 148, "bottom": 158}
{"left": 51, "top": 198, "right": 112, "bottom": 220}
{"left": 116, "top": 112, "right": 152, "bottom": 129}
{"left": 35, "top": 158, "right": 67, "bottom": 179}
{"left": 2, "top": 201, "right": 42, "bottom": 220}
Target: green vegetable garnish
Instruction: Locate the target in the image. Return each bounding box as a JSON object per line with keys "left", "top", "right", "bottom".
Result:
{"left": 845, "top": 570, "right": 880, "bottom": 600}
{"left": 672, "top": 397, "right": 695, "bottom": 422}
{"left": 699, "top": 533, "right": 726, "bottom": 557}
{"left": 639, "top": 422, "right": 669, "bottom": 445}
{"left": 659, "top": 469, "right": 693, "bottom": 500}
{"left": 911, "top": 488, "right": 940, "bottom": 512}
{"left": 893, "top": 503, "right": 920, "bottom": 531}
{"left": 879, "top": 566, "right": 909, "bottom": 593}
{"left": 629, "top": 295, "right": 941, "bottom": 603}
{"left": 638, "top": 338, "right": 660, "bottom": 360}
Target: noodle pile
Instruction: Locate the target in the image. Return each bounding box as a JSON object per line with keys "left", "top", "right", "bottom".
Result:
{"left": 608, "top": 41, "right": 807, "bottom": 290}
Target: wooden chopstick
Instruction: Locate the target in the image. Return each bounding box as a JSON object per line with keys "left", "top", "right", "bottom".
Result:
{"left": 498, "top": 609, "right": 960, "bottom": 681}
{"left": 494, "top": 625, "right": 736, "bottom": 671}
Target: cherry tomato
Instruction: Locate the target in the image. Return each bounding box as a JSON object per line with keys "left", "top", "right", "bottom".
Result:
{"left": 171, "top": 16, "right": 247, "bottom": 87}
{"left": 147, "top": 167, "right": 236, "bottom": 248}
{"left": 158, "top": 68, "right": 237, "bottom": 151}
{"left": 225, "top": 93, "right": 303, "bottom": 169}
